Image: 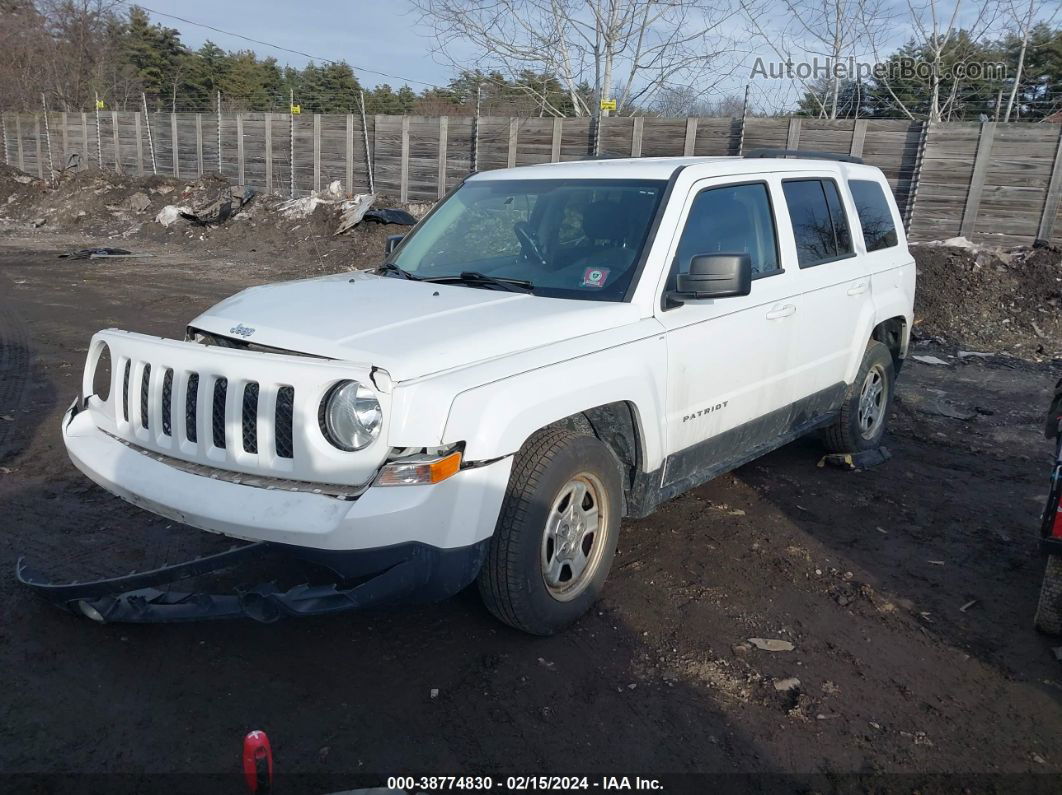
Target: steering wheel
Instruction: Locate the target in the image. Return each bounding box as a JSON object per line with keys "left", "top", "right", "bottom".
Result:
{"left": 514, "top": 221, "right": 547, "bottom": 266}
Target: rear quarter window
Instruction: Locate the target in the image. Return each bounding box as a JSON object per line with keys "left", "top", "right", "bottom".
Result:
{"left": 849, "top": 180, "right": 898, "bottom": 252}
{"left": 781, "top": 178, "right": 854, "bottom": 267}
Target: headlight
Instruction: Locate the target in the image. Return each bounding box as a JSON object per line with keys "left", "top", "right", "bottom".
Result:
{"left": 321, "top": 380, "right": 381, "bottom": 451}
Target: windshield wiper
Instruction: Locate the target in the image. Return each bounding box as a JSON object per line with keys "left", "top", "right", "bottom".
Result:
{"left": 424, "top": 271, "right": 534, "bottom": 293}
{"left": 375, "top": 262, "right": 421, "bottom": 280}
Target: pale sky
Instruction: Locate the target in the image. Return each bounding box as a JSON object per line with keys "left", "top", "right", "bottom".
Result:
{"left": 138, "top": 0, "right": 455, "bottom": 91}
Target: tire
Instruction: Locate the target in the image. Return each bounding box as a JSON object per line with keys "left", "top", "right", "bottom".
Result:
{"left": 1034, "top": 554, "right": 1062, "bottom": 635}
{"left": 478, "top": 427, "right": 622, "bottom": 635}
{"left": 821, "top": 340, "right": 895, "bottom": 454}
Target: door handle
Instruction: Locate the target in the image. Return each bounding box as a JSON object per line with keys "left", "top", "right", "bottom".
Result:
{"left": 847, "top": 282, "right": 869, "bottom": 296}
{"left": 765, "top": 304, "right": 796, "bottom": 320}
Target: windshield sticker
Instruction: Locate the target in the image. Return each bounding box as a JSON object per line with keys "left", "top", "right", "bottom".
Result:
{"left": 581, "top": 267, "right": 610, "bottom": 288}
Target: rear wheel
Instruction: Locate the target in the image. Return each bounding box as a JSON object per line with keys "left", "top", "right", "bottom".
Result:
{"left": 478, "top": 428, "right": 621, "bottom": 635}
{"left": 1034, "top": 554, "right": 1062, "bottom": 635}
{"left": 822, "top": 340, "right": 895, "bottom": 453}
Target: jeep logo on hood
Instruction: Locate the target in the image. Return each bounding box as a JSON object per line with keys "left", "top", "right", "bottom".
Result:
{"left": 230, "top": 323, "right": 256, "bottom": 338}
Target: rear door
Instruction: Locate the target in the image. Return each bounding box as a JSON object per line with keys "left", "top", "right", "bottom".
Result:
{"left": 655, "top": 176, "right": 805, "bottom": 487}
{"left": 778, "top": 173, "right": 871, "bottom": 398}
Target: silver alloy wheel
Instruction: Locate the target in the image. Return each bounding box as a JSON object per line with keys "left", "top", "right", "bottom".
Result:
{"left": 858, "top": 363, "right": 887, "bottom": 439}
{"left": 541, "top": 473, "right": 608, "bottom": 602}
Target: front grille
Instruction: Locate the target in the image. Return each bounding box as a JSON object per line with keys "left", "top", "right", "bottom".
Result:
{"left": 161, "top": 369, "right": 173, "bottom": 436}
{"left": 275, "top": 386, "right": 294, "bottom": 459}
{"left": 212, "top": 378, "right": 227, "bottom": 449}
{"left": 122, "top": 360, "right": 131, "bottom": 421}
{"left": 185, "top": 374, "right": 199, "bottom": 443}
{"left": 139, "top": 364, "right": 151, "bottom": 429}
{"left": 242, "top": 383, "right": 259, "bottom": 453}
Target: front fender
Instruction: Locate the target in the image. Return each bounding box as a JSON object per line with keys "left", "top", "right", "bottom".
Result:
{"left": 442, "top": 336, "right": 669, "bottom": 470}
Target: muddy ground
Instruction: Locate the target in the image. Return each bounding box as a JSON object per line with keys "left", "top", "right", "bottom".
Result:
{"left": 0, "top": 224, "right": 1061, "bottom": 793}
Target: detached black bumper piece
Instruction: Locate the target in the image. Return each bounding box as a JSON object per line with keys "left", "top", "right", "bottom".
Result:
{"left": 16, "top": 538, "right": 488, "bottom": 623}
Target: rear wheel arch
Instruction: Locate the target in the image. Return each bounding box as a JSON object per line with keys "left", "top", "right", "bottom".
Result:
{"left": 872, "top": 316, "right": 909, "bottom": 372}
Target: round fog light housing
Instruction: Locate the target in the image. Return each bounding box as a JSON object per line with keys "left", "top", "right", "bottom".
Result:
{"left": 322, "top": 380, "right": 382, "bottom": 451}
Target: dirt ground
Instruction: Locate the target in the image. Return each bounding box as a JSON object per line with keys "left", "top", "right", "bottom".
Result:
{"left": 0, "top": 221, "right": 1061, "bottom": 791}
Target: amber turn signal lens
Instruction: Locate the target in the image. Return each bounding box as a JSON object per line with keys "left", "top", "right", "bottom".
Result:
{"left": 376, "top": 451, "right": 463, "bottom": 486}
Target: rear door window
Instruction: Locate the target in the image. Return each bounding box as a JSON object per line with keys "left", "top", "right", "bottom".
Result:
{"left": 849, "top": 180, "right": 898, "bottom": 251}
{"left": 782, "top": 179, "right": 854, "bottom": 267}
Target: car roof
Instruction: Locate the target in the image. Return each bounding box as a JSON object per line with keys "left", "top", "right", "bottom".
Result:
{"left": 467, "top": 155, "right": 885, "bottom": 182}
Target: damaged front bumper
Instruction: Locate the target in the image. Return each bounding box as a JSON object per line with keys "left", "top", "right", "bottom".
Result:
{"left": 15, "top": 402, "right": 512, "bottom": 623}
{"left": 17, "top": 537, "right": 489, "bottom": 623}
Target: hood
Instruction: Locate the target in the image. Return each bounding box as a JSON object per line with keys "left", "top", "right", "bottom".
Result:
{"left": 190, "top": 271, "right": 643, "bottom": 381}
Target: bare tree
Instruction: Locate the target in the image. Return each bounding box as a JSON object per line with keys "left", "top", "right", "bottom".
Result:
{"left": 741, "top": 0, "right": 892, "bottom": 119}
{"left": 1001, "top": 0, "right": 1058, "bottom": 121}
{"left": 898, "top": 0, "right": 1001, "bottom": 122}
{"left": 412, "top": 0, "right": 743, "bottom": 116}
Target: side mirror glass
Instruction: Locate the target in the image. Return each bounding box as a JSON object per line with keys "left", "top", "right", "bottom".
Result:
{"left": 672, "top": 253, "right": 752, "bottom": 302}
{"left": 385, "top": 234, "right": 405, "bottom": 254}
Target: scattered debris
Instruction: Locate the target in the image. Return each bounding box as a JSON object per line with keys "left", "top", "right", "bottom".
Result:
{"left": 429, "top": 688, "right": 439, "bottom": 699}
{"left": 31, "top": 217, "right": 46, "bottom": 228}
{"left": 58, "top": 247, "right": 146, "bottom": 260}
{"left": 818, "top": 447, "right": 892, "bottom": 471}
{"left": 126, "top": 193, "right": 151, "bottom": 212}
{"left": 156, "top": 205, "right": 192, "bottom": 227}
{"left": 1032, "top": 753, "right": 1046, "bottom": 764}
{"left": 957, "top": 351, "right": 993, "bottom": 359}
{"left": 913, "top": 355, "right": 950, "bottom": 366}
{"left": 748, "top": 638, "right": 794, "bottom": 652}
{"left": 537, "top": 657, "right": 556, "bottom": 670}
{"left": 179, "top": 185, "right": 255, "bottom": 226}
{"left": 959, "top": 599, "right": 978, "bottom": 613}
{"left": 334, "top": 193, "right": 375, "bottom": 236}
{"left": 1052, "top": 647, "right": 1062, "bottom": 662}
{"left": 731, "top": 643, "right": 751, "bottom": 656}
{"left": 363, "top": 207, "right": 417, "bottom": 226}
{"left": 773, "top": 677, "right": 801, "bottom": 692}
{"left": 927, "top": 560, "right": 945, "bottom": 566}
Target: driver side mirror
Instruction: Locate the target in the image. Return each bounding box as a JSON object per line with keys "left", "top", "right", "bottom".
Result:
{"left": 669, "top": 253, "right": 752, "bottom": 305}
{"left": 385, "top": 234, "right": 404, "bottom": 254}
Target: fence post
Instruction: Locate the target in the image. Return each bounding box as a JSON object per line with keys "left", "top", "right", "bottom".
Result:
{"left": 40, "top": 96, "right": 55, "bottom": 183}
{"left": 16, "top": 114, "right": 25, "bottom": 171}
{"left": 264, "top": 112, "right": 272, "bottom": 192}
{"left": 134, "top": 112, "right": 144, "bottom": 175}
{"left": 359, "top": 92, "right": 373, "bottom": 194}
{"left": 959, "top": 121, "right": 996, "bottom": 239}
{"left": 236, "top": 112, "right": 244, "bottom": 184}
{"left": 195, "top": 113, "right": 203, "bottom": 176}
{"left": 111, "top": 110, "right": 121, "bottom": 173}
{"left": 1, "top": 113, "right": 8, "bottom": 166}
{"left": 785, "top": 117, "right": 801, "bottom": 150}
{"left": 142, "top": 94, "right": 156, "bottom": 175}
{"left": 313, "top": 113, "right": 321, "bottom": 193}
{"left": 1036, "top": 126, "right": 1062, "bottom": 243}
{"left": 61, "top": 111, "right": 68, "bottom": 171}
{"left": 631, "top": 117, "right": 643, "bottom": 157}
{"left": 345, "top": 113, "right": 354, "bottom": 193}
{"left": 683, "top": 117, "right": 697, "bottom": 156}
{"left": 80, "top": 112, "right": 88, "bottom": 171}
{"left": 217, "top": 91, "right": 222, "bottom": 175}
{"left": 903, "top": 120, "right": 930, "bottom": 234}
{"left": 289, "top": 102, "right": 294, "bottom": 197}
{"left": 400, "top": 115, "right": 410, "bottom": 202}
{"left": 850, "top": 119, "right": 867, "bottom": 159}
{"left": 437, "top": 116, "right": 448, "bottom": 198}
{"left": 34, "top": 114, "right": 44, "bottom": 178}
{"left": 170, "top": 113, "right": 179, "bottom": 177}
{"left": 507, "top": 117, "right": 518, "bottom": 168}
{"left": 551, "top": 117, "right": 562, "bottom": 162}
{"left": 93, "top": 94, "right": 102, "bottom": 169}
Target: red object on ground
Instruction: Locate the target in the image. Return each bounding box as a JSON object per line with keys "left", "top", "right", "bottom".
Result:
{"left": 1051, "top": 498, "right": 1062, "bottom": 539}
{"left": 243, "top": 730, "right": 273, "bottom": 793}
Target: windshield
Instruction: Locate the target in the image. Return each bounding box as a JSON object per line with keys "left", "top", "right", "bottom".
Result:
{"left": 390, "top": 178, "right": 666, "bottom": 301}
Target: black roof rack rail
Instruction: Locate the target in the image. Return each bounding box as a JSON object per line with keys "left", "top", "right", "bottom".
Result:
{"left": 744, "top": 148, "right": 864, "bottom": 165}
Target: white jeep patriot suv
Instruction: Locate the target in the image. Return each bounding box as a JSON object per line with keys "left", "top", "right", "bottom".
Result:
{"left": 45, "top": 152, "right": 914, "bottom": 634}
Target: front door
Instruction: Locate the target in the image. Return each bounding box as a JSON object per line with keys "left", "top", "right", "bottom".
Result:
{"left": 655, "top": 177, "right": 804, "bottom": 488}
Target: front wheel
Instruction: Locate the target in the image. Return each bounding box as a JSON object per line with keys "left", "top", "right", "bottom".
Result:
{"left": 821, "top": 340, "right": 895, "bottom": 453}
{"left": 478, "top": 428, "right": 622, "bottom": 635}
